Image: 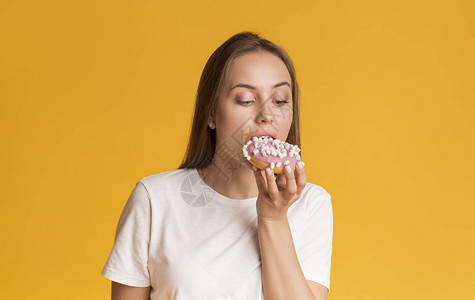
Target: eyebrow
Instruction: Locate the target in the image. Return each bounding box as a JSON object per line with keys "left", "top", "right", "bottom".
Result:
{"left": 230, "top": 81, "right": 291, "bottom": 91}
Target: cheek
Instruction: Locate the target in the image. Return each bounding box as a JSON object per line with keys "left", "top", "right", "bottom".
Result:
{"left": 280, "top": 106, "right": 293, "bottom": 127}
{"left": 222, "top": 102, "right": 249, "bottom": 120}
{"left": 216, "top": 104, "right": 250, "bottom": 135}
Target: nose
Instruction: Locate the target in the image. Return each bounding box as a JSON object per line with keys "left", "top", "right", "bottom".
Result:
{"left": 256, "top": 102, "right": 275, "bottom": 125}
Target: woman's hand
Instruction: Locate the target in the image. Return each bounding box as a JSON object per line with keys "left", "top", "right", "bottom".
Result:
{"left": 253, "top": 162, "right": 307, "bottom": 222}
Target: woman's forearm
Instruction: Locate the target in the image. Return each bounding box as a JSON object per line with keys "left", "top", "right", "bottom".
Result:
{"left": 257, "top": 217, "right": 316, "bottom": 300}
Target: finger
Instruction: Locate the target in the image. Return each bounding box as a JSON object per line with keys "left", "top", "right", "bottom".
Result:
{"left": 295, "top": 161, "right": 307, "bottom": 197}
{"left": 253, "top": 166, "right": 267, "bottom": 193}
{"left": 283, "top": 165, "right": 297, "bottom": 197}
{"left": 265, "top": 167, "right": 279, "bottom": 198}
{"left": 276, "top": 173, "right": 287, "bottom": 190}
{"left": 275, "top": 173, "right": 286, "bottom": 191}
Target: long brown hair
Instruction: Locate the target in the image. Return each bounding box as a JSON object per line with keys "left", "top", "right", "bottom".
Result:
{"left": 178, "top": 31, "right": 301, "bottom": 169}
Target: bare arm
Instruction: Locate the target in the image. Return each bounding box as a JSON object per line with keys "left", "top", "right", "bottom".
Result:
{"left": 307, "top": 280, "right": 329, "bottom": 300}
{"left": 111, "top": 281, "right": 151, "bottom": 300}
{"left": 258, "top": 217, "right": 317, "bottom": 300}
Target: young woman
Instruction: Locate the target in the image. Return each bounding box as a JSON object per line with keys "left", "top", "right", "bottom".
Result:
{"left": 102, "top": 31, "right": 333, "bottom": 300}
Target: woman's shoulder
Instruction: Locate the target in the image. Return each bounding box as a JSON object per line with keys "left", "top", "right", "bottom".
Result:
{"left": 303, "top": 182, "right": 332, "bottom": 200}
{"left": 297, "top": 182, "right": 333, "bottom": 220}
{"left": 136, "top": 168, "right": 196, "bottom": 191}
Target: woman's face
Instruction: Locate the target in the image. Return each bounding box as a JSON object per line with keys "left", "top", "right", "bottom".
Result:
{"left": 212, "top": 50, "right": 294, "bottom": 161}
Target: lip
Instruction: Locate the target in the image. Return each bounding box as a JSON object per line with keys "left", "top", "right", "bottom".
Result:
{"left": 253, "top": 130, "right": 277, "bottom": 139}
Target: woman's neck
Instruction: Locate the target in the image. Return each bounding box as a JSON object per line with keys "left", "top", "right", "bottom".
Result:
{"left": 198, "top": 159, "right": 259, "bottom": 200}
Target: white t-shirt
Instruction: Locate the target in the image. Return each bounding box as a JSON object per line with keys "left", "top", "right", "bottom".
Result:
{"left": 101, "top": 168, "right": 333, "bottom": 299}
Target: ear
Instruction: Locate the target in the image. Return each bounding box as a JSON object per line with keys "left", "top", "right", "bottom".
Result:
{"left": 209, "top": 109, "right": 216, "bottom": 127}
{"left": 208, "top": 116, "right": 215, "bottom": 129}
{"left": 210, "top": 107, "right": 216, "bottom": 120}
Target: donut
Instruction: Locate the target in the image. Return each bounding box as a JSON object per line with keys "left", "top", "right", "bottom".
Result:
{"left": 242, "top": 136, "right": 304, "bottom": 175}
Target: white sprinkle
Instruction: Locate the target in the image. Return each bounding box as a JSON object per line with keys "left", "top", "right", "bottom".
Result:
{"left": 266, "top": 149, "right": 271, "bottom": 155}
{"left": 285, "top": 144, "right": 290, "bottom": 150}
{"left": 301, "top": 161, "right": 305, "bottom": 166}
{"left": 276, "top": 162, "right": 282, "bottom": 167}
{"left": 244, "top": 144, "right": 248, "bottom": 149}
{"left": 284, "top": 160, "right": 289, "bottom": 165}
{"left": 253, "top": 136, "right": 258, "bottom": 142}
{"left": 247, "top": 155, "right": 251, "bottom": 160}
{"left": 296, "top": 154, "right": 301, "bottom": 160}
{"left": 253, "top": 149, "right": 259, "bottom": 154}
{"left": 270, "top": 162, "right": 275, "bottom": 169}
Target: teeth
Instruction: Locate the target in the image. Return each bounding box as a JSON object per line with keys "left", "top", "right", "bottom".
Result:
{"left": 256, "top": 135, "right": 273, "bottom": 139}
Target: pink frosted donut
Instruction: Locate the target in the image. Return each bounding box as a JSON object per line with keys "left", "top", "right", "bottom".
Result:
{"left": 242, "top": 136, "right": 304, "bottom": 174}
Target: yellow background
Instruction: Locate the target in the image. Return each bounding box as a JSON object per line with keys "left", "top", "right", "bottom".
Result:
{"left": 1, "top": 0, "right": 474, "bottom": 299}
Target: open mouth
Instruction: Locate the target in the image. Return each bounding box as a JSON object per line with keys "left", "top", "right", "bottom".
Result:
{"left": 253, "top": 135, "right": 273, "bottom": 140}
{"left": 250, "top": 131, "right": 277, "bottom": 141}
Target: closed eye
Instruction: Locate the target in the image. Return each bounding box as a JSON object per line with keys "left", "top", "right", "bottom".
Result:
{"left": 235, "top": 100, "right": 254, "bottom": 106}
{"left": 275, "top": 100, "right": 290, "bottom": 106}
{"left": 235, "top": 99, "right": 289, "bottom": 106}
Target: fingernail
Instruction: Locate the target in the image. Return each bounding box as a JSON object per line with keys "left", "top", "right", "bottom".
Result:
{"left": 266, "top": 167, "right": 272, "bottom": 176}
{"left": 285, "top": 166, "right": 292, "bottom": 173}
{"left": 297, "top": 162, "right": 303, "bottom": 169}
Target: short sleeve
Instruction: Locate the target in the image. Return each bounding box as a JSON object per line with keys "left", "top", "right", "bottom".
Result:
{"left": 297, "top": 188, "right": 333, "bottom": 292}
{"left": 101, "top": 180, "right": 151, "bottom": 287}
